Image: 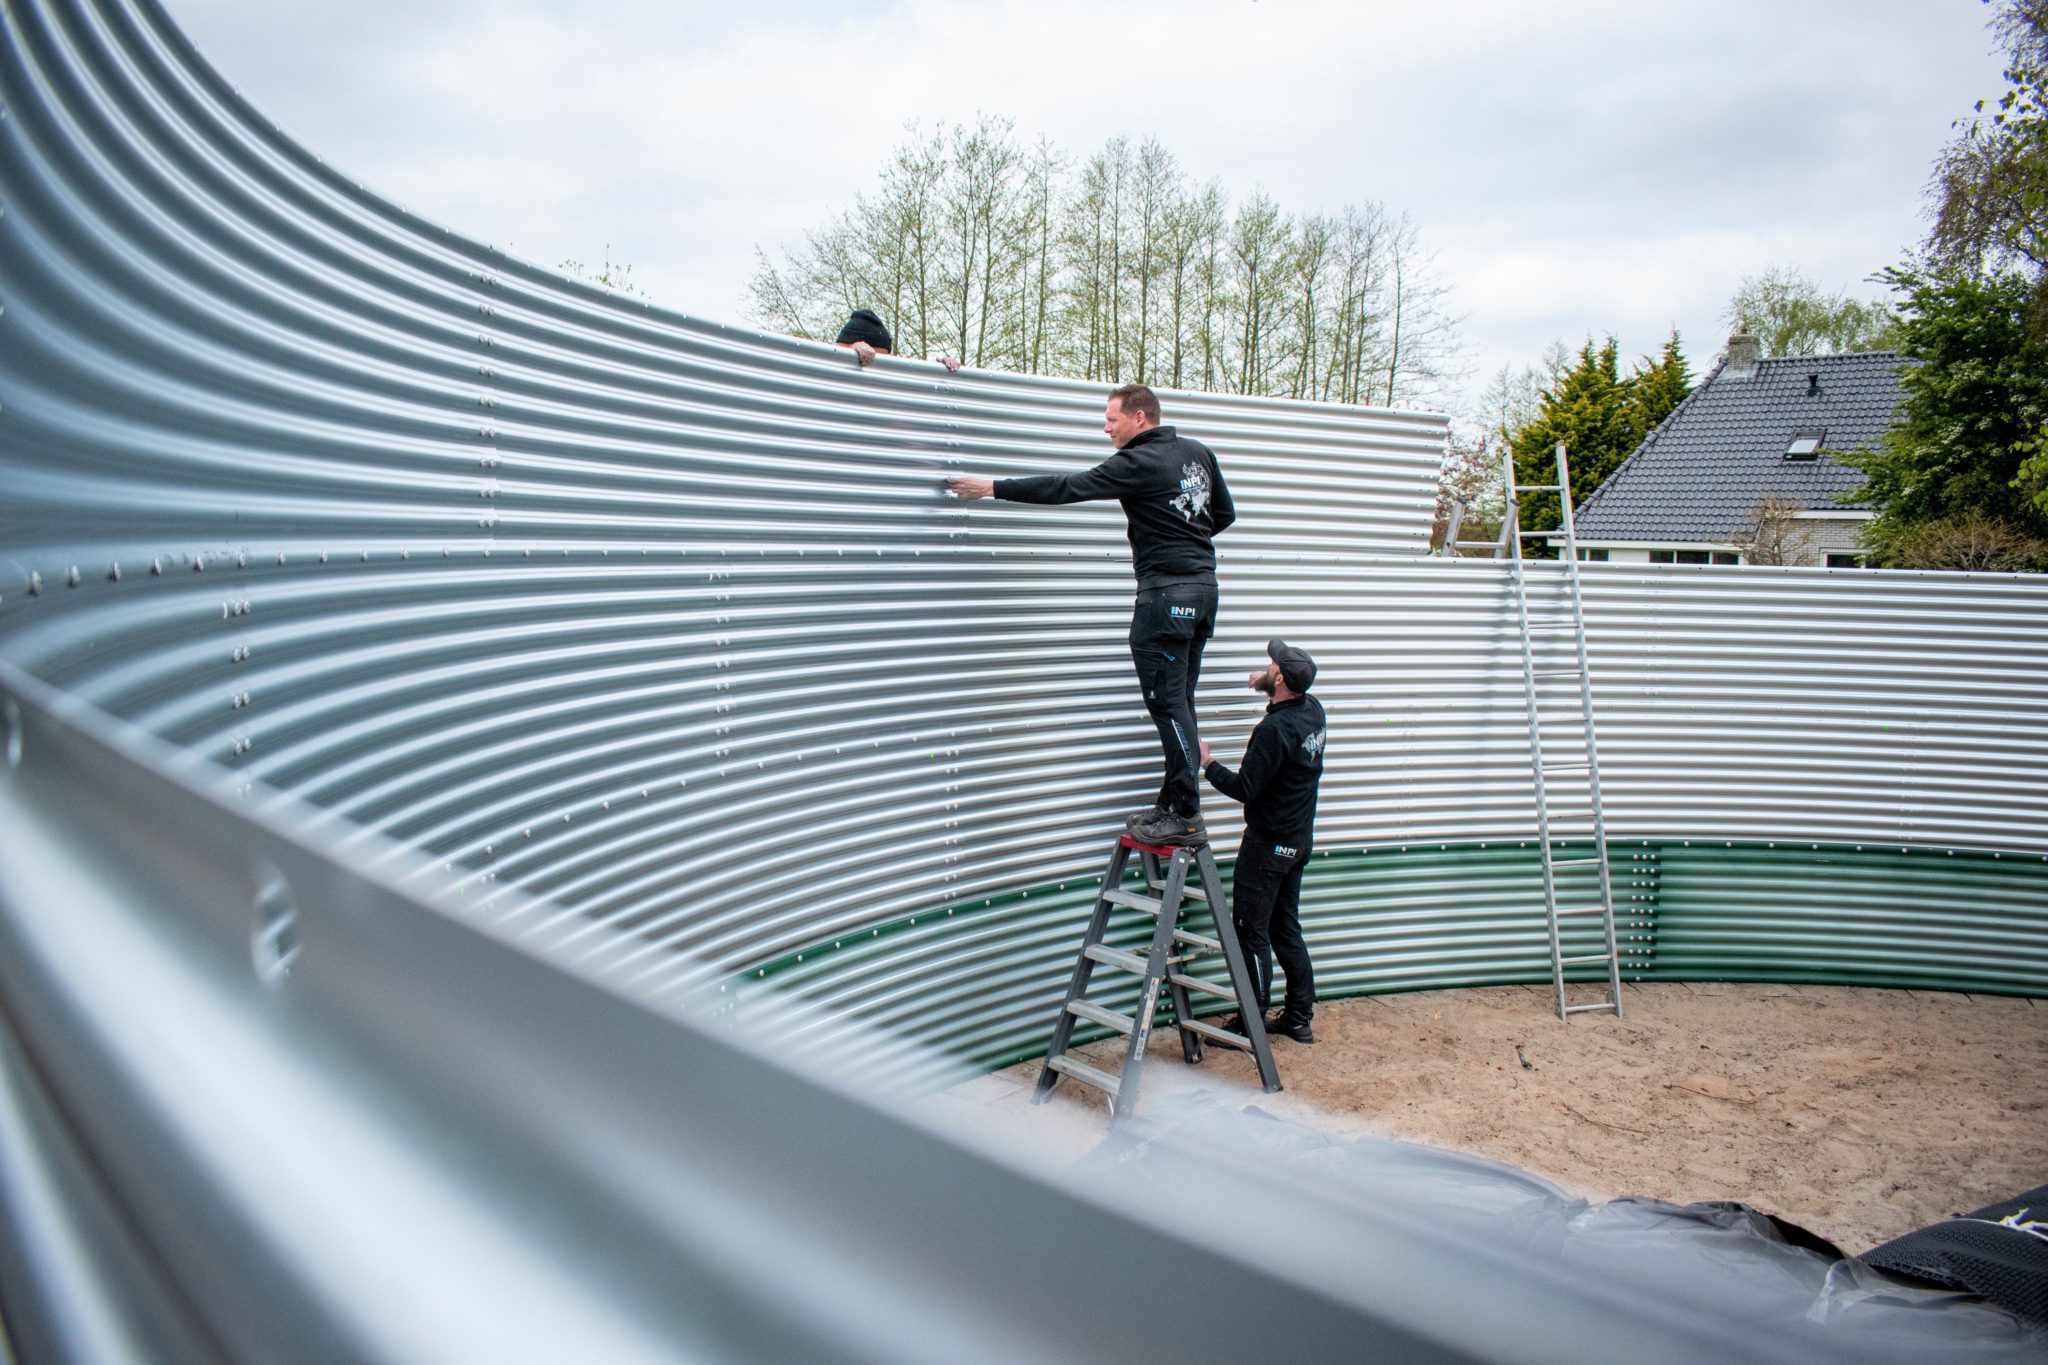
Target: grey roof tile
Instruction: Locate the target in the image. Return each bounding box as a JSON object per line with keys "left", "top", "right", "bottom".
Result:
{"left": 1572, "top": 352, "right": 1910, "bottom": 542}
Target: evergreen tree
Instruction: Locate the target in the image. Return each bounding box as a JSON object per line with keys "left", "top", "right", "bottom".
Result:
{"left": 1511, "top": 333, "right": 1690, "bottom": 549}
{"left": 1848, "top": 268, "right": 2048, "bottom": 565}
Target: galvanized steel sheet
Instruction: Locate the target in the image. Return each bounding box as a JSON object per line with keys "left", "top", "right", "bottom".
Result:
{"left": 3, "top": 1, "right": 2047, "bottom": 1359}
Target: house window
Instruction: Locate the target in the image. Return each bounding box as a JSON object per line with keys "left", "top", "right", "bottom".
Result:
{"left": 1825, "top": 552, "right": 1869, "bottom": 568}
{"left": 1576, "top": 548, "right": 1609, "bottom": 561}
{"left": 1784, "top": 428, "right": 1826, "bottom": 461}
{"left": 1649, "top": 549, "right": 1740, "bottom": 565}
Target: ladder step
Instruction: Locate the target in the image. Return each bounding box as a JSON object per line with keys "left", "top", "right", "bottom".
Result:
{"left": 1065, "top": 999, "right": 1136, "bottom": 1035}
{"left": 1168, "top": 972, "right": 1236, "bottom": 1001}
{"left": 1563, "top": 1002, "right": 1621, "bottom": 1015}
{"left": 1554, "top": 906, "right": 1610, "bottom": 918}
{"left": 1533, "top": 670, "right": 1583, "bottom": 678}
{"left": 1542, "top": 761, "right": 1590, "bottom": 771}
{"left": 1083, "top": 944, "right": 1149, "bottom": 975}
{"left": 1146, "top": 878, "right": 1207, "bottom": 903}
{"left": 1102, "top": 888, "right": 1164, "bottom": 914}
{"left": 1549, "top": 856, "right": 1606, "bottom": 867}
{"left": 1559, "top": 953, "right": 1612, "bottom": 966}
{"left": 1519, "top": 483, "right": 1563, "bottom": 492}
{"left": 1046, "top": 1054, "right": 1121, "bottom": 1095}
{"left": 1180, "top": 1018, "right": 1253, "bottom": 1051}
{"left": 1173, "top": 928, "right": 1222, "bottom": 953}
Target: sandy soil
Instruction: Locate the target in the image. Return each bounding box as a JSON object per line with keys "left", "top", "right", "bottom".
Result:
{"left": 957, "top": 982, "right": 2048, "bottom": 1253}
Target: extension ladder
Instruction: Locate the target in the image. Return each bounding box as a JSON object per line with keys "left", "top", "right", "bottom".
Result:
{"left": 1034, "top": 833, "right": 1283, "bottom": 1119}
{"left": 1502, "top": 442, "right": 1624, "bottom": 1021}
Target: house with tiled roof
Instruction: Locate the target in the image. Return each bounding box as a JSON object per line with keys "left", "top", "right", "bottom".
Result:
{"left": 1559, "top": 334, "right": 1909, "bottom": 567}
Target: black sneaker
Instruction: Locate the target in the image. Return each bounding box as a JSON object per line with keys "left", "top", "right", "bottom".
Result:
{"left": 1269, "top": 1015, "right": 1315, "bottom": 1044}
{"left": 1123, "top": 805, "right": 1164, "bottom": 831}
{"left": 1129, "top": 810, "right": 1207, "bottom": 847}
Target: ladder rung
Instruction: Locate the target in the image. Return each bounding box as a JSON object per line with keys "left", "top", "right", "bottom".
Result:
{"left": 1554, "top": 906, "right": 1610, "bottom": 918}
{"left": 1173, "top": 928, "right": 1221, "bottom": 953}
{"left": 1525, "top": 624, "right": 1577, "bottom": 633}
{"left": 1542, "top": 761, "right": 1590, "bottom": 771}
{"left": 1045, "top": 1054, "right": 1121, "bottom": 1095}
{"left": 1168, "top": 972, "right": 1236, "bottom": 1001}
{"left": 1549, "top": 856, "right": 1606, "bottom": 867}
{"left": 1083, "top": 944, "right": 1148, "bottom": 975}
{"left": 1066, "top": 999, "right": 1136, "bottom": 1035}
{"left": 1103, "top": 888, "right": 1164, "bottom": 914}
{"left": 1533, "top": 670, "right": 1583, "bottom": 678}
{"left": 1559, "top": 953, "right": 1612, "bottom": 966}
{"left": 1180, "top": 1018, "right": 1253, "bottom": 1051}
{"left": 1517, "top": 529, "right": 1559, "bottom": 538}
{"left": 1147, "top": 879, "right": 1207, "bottom": 904}
{"left": 1563, "top": 1002, "right": 1620, "bottom": 1015}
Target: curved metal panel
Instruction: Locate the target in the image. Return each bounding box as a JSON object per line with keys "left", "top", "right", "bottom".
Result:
{"left": 1, "top": 1, "right": 2047, "bottom": 1358}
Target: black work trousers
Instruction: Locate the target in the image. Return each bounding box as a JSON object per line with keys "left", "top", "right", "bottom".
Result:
{"left": 1128, "top": 583, "right": 1217, "bottom": 818}
{"left": 1231, "top": 833, "right": 1315, "bottom": 1022}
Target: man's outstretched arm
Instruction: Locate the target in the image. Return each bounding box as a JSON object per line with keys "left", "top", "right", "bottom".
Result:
{"left": 948, "top": 453, "right": 1140, "bottom": 505}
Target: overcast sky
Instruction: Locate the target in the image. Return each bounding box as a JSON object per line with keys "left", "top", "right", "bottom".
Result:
{"left": 169, "top": 0, "right": 2009, "bottom": 417}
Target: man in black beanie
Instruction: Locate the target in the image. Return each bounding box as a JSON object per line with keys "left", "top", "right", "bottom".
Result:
{"left": 1200, "top": 638, "right": 1327, "bottom": 1043}
{"left": 834, "top": 309, "right": 960, "bottom": 371}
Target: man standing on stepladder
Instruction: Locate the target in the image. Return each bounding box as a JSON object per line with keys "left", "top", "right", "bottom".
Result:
{"left": 946, "top": 383, "right": 1235, "bottom": 848}
{"left": 1201, "top": 639, "right": 1327, "bottom": 1044}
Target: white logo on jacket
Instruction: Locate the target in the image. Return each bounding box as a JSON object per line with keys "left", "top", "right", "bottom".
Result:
{"left": 1170, "top": 461, "right": 1211, "bottom": 524}
{"left": 1302, "top": 728, "right": 1327, "bottom": 763}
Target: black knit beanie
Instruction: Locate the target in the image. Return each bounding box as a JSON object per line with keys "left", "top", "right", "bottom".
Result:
{"left": 835, "top": 309, "right": 894, "bottom": 351}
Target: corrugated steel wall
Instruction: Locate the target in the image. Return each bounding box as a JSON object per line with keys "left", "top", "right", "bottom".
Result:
{"left": 1, "top": 2, "right": 2045, "bottom": 1359}
{"left": 5, "top": 0, "right": 2048, "bottom": 1042}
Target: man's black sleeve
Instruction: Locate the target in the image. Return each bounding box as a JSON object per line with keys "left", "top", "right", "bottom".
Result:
{"left": 1204, "top": 722, "right": 1283, "bottom": 805}
{"left": 1210, "top": 462, "right": 1237, "bottom": 534}
{"left": 994, "top": 451, "right": 1143, "bottom": 504}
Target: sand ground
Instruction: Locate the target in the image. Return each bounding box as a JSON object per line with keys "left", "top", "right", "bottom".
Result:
{"left": 954, "top": 982, "right": 2048, "bottom": 1252}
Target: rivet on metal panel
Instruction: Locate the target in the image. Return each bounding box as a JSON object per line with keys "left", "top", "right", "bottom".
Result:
{"left": 251, "top": 865, "right": 300, "bottom": 987}
{"left": 26, "top": 572, "right": 39, "bottom": 596}
{"left": 107, "top": 563, "right": 121, "bottom": 581}
{"left": 150, "top": 558, "right": 162, "bottom": 575}
{"left": 65, "top": 565, "right": 79, "bottom": 587}
{"left": 277, "top": 552, "right": 286, "bottom": 565}
{"left": 319, "top": 552, "right": 329, "bottom": 564}
{"left": 237, "top": 551, "right": 248, "bottom": 568}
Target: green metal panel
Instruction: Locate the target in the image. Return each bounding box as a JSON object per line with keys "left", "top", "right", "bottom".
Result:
{"left": 753, "top": 841, "right": 2048, "bottom": 1070}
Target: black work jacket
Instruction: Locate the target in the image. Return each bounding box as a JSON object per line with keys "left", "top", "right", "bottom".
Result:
{"left": 1204, "top": 694, "right": 1328, "bottom": 844}
{"left": 994, "top": 426, "right": 1235, "bottom": 588}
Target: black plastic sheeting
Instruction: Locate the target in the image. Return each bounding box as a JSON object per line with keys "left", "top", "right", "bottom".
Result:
{"left": 1865, "top": 1185, "right": 2048, "bottom": 1328}
{"left": 1086, "top": 1095, "right": 2046, "bottom": 1362}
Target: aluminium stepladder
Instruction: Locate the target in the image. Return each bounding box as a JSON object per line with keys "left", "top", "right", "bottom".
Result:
{"left": 1501, "top": 442, "right": 1625, "bottom": 1021}
{"left": 1033, "top": 832, "right": 1283, "bottom": 1120}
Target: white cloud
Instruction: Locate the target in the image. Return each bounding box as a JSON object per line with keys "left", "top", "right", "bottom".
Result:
{"left": 168, "top": 0, "right": 2007, "bottom": 413}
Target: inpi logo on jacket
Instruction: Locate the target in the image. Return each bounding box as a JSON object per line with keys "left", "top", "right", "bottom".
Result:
{"left": 1170, "top": 461, "right": 1211, "bottom": 524}
{"left": 1169, "top": 605, "right": 1196, "bottom": 619}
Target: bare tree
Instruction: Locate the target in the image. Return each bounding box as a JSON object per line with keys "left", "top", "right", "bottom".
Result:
{"left": 1882, "top": 512, "right": 2048, "bottom": 570}
{"left": 746, "top": 121, "right": 1465, "bottom": 405}
{"left": 1737, "top": 496, "right": 1817, "bottom": 566}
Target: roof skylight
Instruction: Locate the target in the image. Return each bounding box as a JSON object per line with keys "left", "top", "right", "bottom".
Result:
{"left": 1784, "top": 429, "right": 1825, "bottom": 461}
